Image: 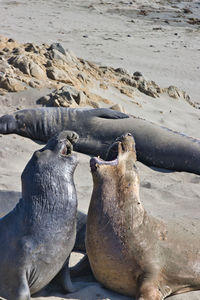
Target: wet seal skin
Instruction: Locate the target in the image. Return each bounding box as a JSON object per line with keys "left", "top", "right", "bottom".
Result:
{"left": 0, "top": 130, "right": 79, "bottom": 300}
{"left": 86, "top": 133, "right": 200, "bottom": 299}
{"left": 0, "top": 107, "right": 200, "bottom": 174}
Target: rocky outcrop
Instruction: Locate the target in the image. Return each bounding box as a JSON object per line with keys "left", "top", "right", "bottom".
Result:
{"left": 38, "top": 85, "right": 86, "bottom": 107}
{"left": 0, "top": 35, "right": 195, "bottom": 109}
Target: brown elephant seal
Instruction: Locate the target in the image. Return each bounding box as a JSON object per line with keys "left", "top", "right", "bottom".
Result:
{"left": 0, "top": 130, "right": 79, "bottom": 300}
{"left": 86, "top": 133, "right": 200, "bottom": 299}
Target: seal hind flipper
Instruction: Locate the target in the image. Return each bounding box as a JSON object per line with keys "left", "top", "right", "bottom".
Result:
{"left": 73, "top": 210, "right": 87, "bottom": 253}
{"left": 1, "top": 273, "right": 31, "bottom": 300}
{"left": 50, "top": 257, "right": 75, "bottom": 293}
{"left": 70, "top": 255, "right": 94, "bottom": 279}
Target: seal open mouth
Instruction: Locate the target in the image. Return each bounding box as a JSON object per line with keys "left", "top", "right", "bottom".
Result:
{"left": 60, "top": 141, "right": 73, "bottom": 157}
{"left": 90, "top": 133, "right": 134, "bottom": 172}
{"left": 90, "top": 153, "right": 119, "bottom": 172}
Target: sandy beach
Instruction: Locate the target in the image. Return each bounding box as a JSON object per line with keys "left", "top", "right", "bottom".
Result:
{"left": 0, "top": 0, "right": 200, "bottom": 299}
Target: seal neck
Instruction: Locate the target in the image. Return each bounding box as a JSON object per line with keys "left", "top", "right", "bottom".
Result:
{"left": 91, "top": 172, "right": 145, "bottom": 230}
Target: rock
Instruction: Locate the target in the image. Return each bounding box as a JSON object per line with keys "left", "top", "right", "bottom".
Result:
{"left": 48, "top": 43, "right": 66, "bottom": 55}
{"left": 64, "top": 49, "right": 78, "bottom": 64}
{"left": 49, "top": 49, "right": 68, "bottom": 62}
{"left": 133, "top": 73, "right": 144, "bottom": 82}
{"left": 187, "top": 18, "right": 200, "bottom": 25}
{"left": 183, "top": 8, "right": 192, "bottom": 14}
{"left": 38, "top": 85, "right": 85, "bottom": 107}
{"left": 77, "top": 73, "right": 87, "bottom": 83}
{"left": 8, "top": 38, "right": 15, "bottom": 43}
{"left": 167, "top": 86, "right": 182, "bottom": 99}
{"left": 12, "top": 48, "right": 21, "bottom": 55}
{"left": 8, "top": 55, "right": 31, "bottom": 75}
{"left": 138, "top": 80, "right": 160, "bottom": 98}
{"left": 29, "top": 80, "right": 42, "bottom": 88}
{"left": 99, "top": 82, "right": 108, "bottom": 89}
{"left": 114, "top": 67, "right": 130, "bottom": 76}
{"left": 120, "top": 77, "right": 138, "bottom": 88}
{"left": 46, "top": 67, "right": 73, "bottom": 83}
{"left": 166, "top": 86, "right": 195, "bottom": 107}
{"left": 47, "top": 45, "right": 78, "bottom": 65}
{"left": 0, "top": 77, "right": 25, "bottom": 92}
{"left": 133, "top": 71, "right": 142, "bottom": 77}
{"left": 8, "top": 55, "right": 46, "bottom": 80}
{"left": 24, "top": 43, "right": 38, "bottom": 53}
{"left": 0, "top": 60, "right": 13, "bottom": 75}
{"left": 29, "top": 61, "right": 46, "bottom": 80}
{"left": 46, "top": 60, "right": 53, "bottom": 68}
{"left": 110, "top": 103, "right": 126, "bottom": 113}
{"left": 3, "top": 48, "right": 10, "bottom": 53}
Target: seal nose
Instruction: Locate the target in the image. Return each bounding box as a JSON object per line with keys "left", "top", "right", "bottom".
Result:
{"left": 0, "top": 114, "right": 17, "bottom": 133}
{"left": 119, "top": 133, "right": 132, "bottom": 140}
{"left": 122, "top": 133, "right": 132, "bottom": 138}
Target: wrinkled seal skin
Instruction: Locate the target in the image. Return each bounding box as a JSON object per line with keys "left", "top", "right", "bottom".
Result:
{"left": 0, "top": 130, "right": 79, "bottom": 300}
{"left": 1, "top": 107, "right": 200, "bottom": 174}
{"left": 86, "top": 134, "right": 200, "bottom": 299}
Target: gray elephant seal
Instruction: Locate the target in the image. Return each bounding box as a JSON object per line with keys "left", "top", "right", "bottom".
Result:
{"left": 0, "top": 130, "right": 79, "bottom": 300}
{"left": 86, "top": 133, "right": 200, "bottom": 299}
{"left": 0, "top": 107, "right": 200, "bottom": 174}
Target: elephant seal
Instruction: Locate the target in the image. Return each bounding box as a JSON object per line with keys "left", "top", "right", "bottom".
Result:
{"left": 0, "top": 107, "right": 200, "bottom": 175}
{"left": 0, "top": 130, "right": 79, "bottom": 300}
{"left": 86, "top": 133, "right": 200, "bottom": 299}
{"left": 0, "top": 190, "right": 87, "bottom": 254}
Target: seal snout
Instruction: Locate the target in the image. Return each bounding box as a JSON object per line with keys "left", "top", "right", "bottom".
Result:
{"left": 59, "top": 131, "right": 79, "bottom": 157}
{"left": 106, "top": 133, "right": 136, "bottom": 161}
{"left": 0, "top": 114, "right": 17, "bottom": 133}
{"left": 90, "top": 133, "right": 136, "bottom": 172}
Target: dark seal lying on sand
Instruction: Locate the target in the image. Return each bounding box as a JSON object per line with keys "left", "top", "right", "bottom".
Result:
{"left": 0, "top": 131, "right": 79, "bottom": 300}
{"left": 86, "top": 133, "right": 200, "bottom": 299}
{"left": 0, "top": 107, "right": 200, "bottom": 175}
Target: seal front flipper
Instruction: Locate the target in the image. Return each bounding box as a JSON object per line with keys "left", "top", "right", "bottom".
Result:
{"left": 0, "top": 114, "right": 17, "bottom": 134}
{"left": 137, "top": 280, "right": 171, "bottom": 300}
{"left": 0, "top": 273, "right": 31, "bottom": 300}
{"left": 90, "top": 108, "right": 129, "bottom": 119}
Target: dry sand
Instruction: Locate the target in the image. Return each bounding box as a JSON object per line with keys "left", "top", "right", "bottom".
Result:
{"left": 0, "top": 0, "right": 200, "bottom": 299}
